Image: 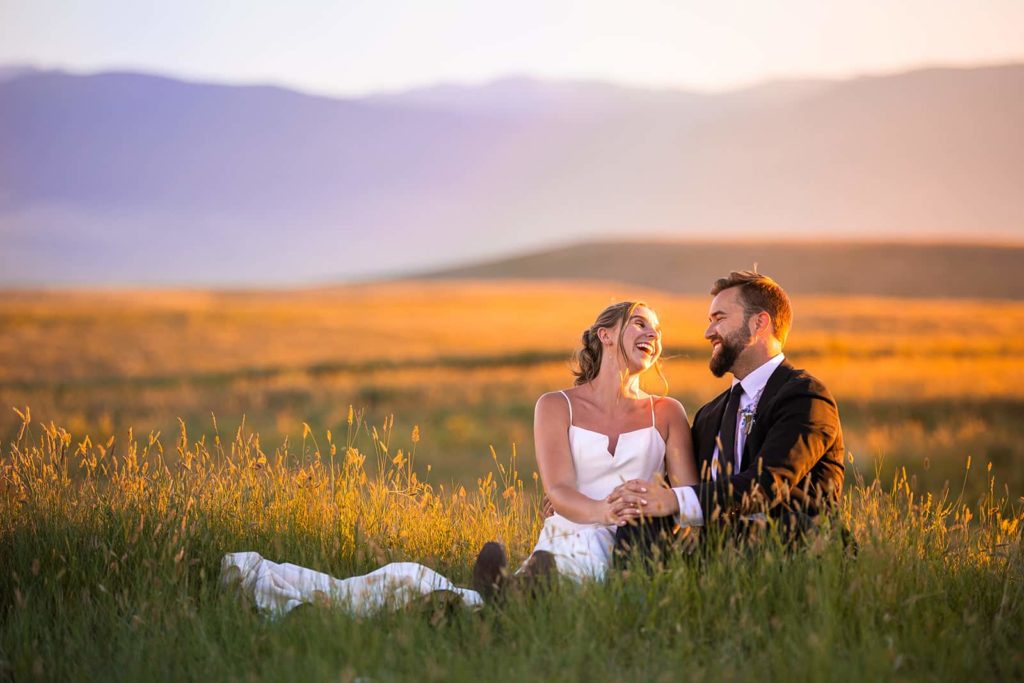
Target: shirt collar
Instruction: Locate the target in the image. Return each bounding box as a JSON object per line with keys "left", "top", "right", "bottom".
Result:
{"left": 731, "top": 353, "right": 785, "bottom": 400}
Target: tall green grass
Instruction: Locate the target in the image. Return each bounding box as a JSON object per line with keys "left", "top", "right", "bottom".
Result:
{"left": 2, "top": 408, "right": 1021, "bottom": 682}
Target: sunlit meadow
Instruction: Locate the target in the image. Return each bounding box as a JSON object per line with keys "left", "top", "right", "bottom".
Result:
{"left": 1, "top": 280, "right": 1023, "bottom": 681}
{"left": 1, "top": 405, "right": 1021, "bottom": 681}
{"left": 3, "top": 281, "right": 1023, "bottom": 494}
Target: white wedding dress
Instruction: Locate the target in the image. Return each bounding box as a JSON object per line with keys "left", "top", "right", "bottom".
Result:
{"left": 221, "top": 392, "right": 666, "bottom": 616}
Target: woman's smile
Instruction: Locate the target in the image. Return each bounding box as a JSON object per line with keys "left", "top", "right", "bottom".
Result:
{"left": 636, "top": 340, "right": 655, "bottom": 355}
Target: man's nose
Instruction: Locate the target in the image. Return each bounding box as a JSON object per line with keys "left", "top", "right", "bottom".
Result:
{"left": 704, "top": 323, "right": 715, "bottom": 339}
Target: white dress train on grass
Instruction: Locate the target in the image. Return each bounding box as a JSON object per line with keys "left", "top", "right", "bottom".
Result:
{"left": 220, "top": 553, "right": 483, "bottom": 617}
{"left": 221, "top": 392, "right": 666, "bottom": 616}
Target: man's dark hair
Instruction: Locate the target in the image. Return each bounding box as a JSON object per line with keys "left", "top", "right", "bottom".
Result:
{"left": 711, "top": 270, "right": 793, "bottom": 344}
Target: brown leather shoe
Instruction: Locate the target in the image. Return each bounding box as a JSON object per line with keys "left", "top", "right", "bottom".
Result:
{"left": 519, "top": 550, "right": 557, "bottom": 595}
{"left": 472, "top": 541, "right": 507, "bottom": 602}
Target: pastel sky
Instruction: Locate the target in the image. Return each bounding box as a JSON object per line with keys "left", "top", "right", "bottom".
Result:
{"left": 2, "top": 0, "right": 1023, "bottom": 95}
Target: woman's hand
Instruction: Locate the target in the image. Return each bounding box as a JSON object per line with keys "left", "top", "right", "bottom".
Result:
{"left": 599, "top": 495, "right": 643, "bottom": 526}
{"left": 544, "top": 491, "right": 642, "bottom": 525}
{"left": 541, "top": 494, "right": 555, "bottom": 518}
{"left": 607, "top": 478, "right": 680, "bottom": 518}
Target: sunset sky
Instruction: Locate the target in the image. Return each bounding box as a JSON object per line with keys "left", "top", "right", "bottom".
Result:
{"left": 2, "top": 0, "right": 1023, "bottom": 95}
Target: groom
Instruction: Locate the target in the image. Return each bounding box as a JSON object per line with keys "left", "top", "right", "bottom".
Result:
{"left": 611, "top": 270, "right": 845, "bottom": 548}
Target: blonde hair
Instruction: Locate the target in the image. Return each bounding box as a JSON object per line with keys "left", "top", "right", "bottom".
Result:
{"left": 571, "top": 301, "right": 668, "bottom": 394}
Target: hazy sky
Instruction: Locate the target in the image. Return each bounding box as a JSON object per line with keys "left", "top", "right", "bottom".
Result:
{"left": 2, "top": 0, "right": 1023, "bottom": 95}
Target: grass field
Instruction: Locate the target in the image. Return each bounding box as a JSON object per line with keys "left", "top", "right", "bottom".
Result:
{"left": 2, "top": 280, "right": 1023, "bottom": 495}
{"left": 1, "top": 280, "right": 1023, "bottom": 681}
{"left": 1, "top": 406, "right": 1021, "bottom": 681}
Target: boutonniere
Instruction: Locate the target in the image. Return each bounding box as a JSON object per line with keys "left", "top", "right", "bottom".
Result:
{"left": 740, "top": 388, "right": 765, "bottom": 436}
{"left": 740, "top": 405, "right": 757, "bottom": 436}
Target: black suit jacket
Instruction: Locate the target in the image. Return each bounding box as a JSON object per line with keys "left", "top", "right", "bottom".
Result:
{"left": 690, "top": 360, "right": 845, "bottom": 522}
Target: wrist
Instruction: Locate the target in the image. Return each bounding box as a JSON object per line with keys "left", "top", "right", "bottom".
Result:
{"left": 588, "top": 497, "right": 610, "bottom": 525}
{"left": 664, "top": 486, "right": 680, "bottom": 514}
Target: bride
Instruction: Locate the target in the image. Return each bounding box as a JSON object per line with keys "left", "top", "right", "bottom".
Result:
{"left": 221, "top": 301, "right": 697, "bottom": 616}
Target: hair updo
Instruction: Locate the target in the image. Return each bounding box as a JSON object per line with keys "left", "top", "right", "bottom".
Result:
{"left": 571, "top": 301, "right": 644, "bottom": 386}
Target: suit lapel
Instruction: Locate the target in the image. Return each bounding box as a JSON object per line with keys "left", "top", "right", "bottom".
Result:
{"left": 739, "top": 361, "right": 795, "bottom": 469}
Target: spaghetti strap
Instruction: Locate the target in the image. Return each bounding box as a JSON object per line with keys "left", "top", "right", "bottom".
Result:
{"left": 649, "top": 396, "right": 656, "bottom": 427}
{"left": 559, "top": 390, "right": 574, "bottom": 425}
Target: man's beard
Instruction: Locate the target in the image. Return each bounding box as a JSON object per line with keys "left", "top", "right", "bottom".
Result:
{"left": 709, "top": 325, "right": 751, "bottom": 377}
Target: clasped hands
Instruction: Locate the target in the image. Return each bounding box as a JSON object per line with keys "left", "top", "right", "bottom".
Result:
{"left": 541, "top": 476, "right": 680, "bottom": 526}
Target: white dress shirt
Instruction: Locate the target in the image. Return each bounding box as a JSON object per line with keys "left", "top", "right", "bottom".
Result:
{"left": 673, "top": 353, "right": 785, "bottom": 527}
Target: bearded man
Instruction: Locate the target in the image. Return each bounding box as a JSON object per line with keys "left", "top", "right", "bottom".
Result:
{"left": 610, "top": 270, "right": 846, "bottom": 551}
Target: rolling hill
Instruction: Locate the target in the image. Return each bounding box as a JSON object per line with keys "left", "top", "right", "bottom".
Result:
{"left": 417, "top": 240, "right": 1024, "bottom": 299}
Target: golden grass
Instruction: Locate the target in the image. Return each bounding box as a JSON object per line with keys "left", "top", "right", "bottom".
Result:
{"left": 2, "top": 280, "right": 1023, "bottom": 492}
{"left": 2, "top": 403, "right": 1021, "bottom": 682}
{"left": 2, "top": 283, "right": 1022, "bottom": 681}
{"left": 3, "top": 280, "right": 1023, "bottom": 387}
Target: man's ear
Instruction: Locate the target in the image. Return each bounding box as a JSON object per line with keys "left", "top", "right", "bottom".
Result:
{"left": 751, "top": 311, "right": 772, "bottom": 338}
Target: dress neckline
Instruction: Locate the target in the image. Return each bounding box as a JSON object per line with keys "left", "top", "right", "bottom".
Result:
{"left": 569, "top": 424, "right": 666, "bottom": 459}
{"left": 559, "top": 390, "right": 658, "bottom": 457}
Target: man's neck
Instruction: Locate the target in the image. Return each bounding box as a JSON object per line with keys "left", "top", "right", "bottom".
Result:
{"left": 731, "top": 344, "right": 782, "bottom": 380}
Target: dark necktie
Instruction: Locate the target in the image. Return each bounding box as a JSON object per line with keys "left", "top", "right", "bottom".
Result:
{"left": 718, "top": 383, "right": 745, "bottom": 477}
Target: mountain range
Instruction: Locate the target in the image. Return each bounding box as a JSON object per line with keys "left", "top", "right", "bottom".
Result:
{"left": 1, "top": 63, "right": 1022, "bottom": 285}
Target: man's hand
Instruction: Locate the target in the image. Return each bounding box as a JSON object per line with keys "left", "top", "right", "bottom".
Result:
{"left": 541, "top": 494, "right": 555, "bottom": 518}
{"left": 607, "top": 478, "right": 680, "bottom": 517}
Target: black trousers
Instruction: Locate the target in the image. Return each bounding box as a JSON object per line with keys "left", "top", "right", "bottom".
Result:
{"left": 612, "top": 515, "right": 681, "bottom": 570}
{"left": 612, "top": 510, "right": 854, "bottom": 569}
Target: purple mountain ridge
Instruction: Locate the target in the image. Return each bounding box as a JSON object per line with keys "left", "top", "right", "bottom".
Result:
{"left": 0, "top": 64, "right": 1022, "bottom": 286}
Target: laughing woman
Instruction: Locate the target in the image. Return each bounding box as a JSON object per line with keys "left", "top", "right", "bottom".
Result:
{"left": 503, "top": 300, "right": 697, "bottom": 583}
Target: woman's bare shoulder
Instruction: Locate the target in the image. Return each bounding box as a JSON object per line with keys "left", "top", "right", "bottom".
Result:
{"left": 653, "top": 395, "right": 688, "bottom": 422}
{"left": 535, "top": 390, "right": 572, "bottom": 418}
